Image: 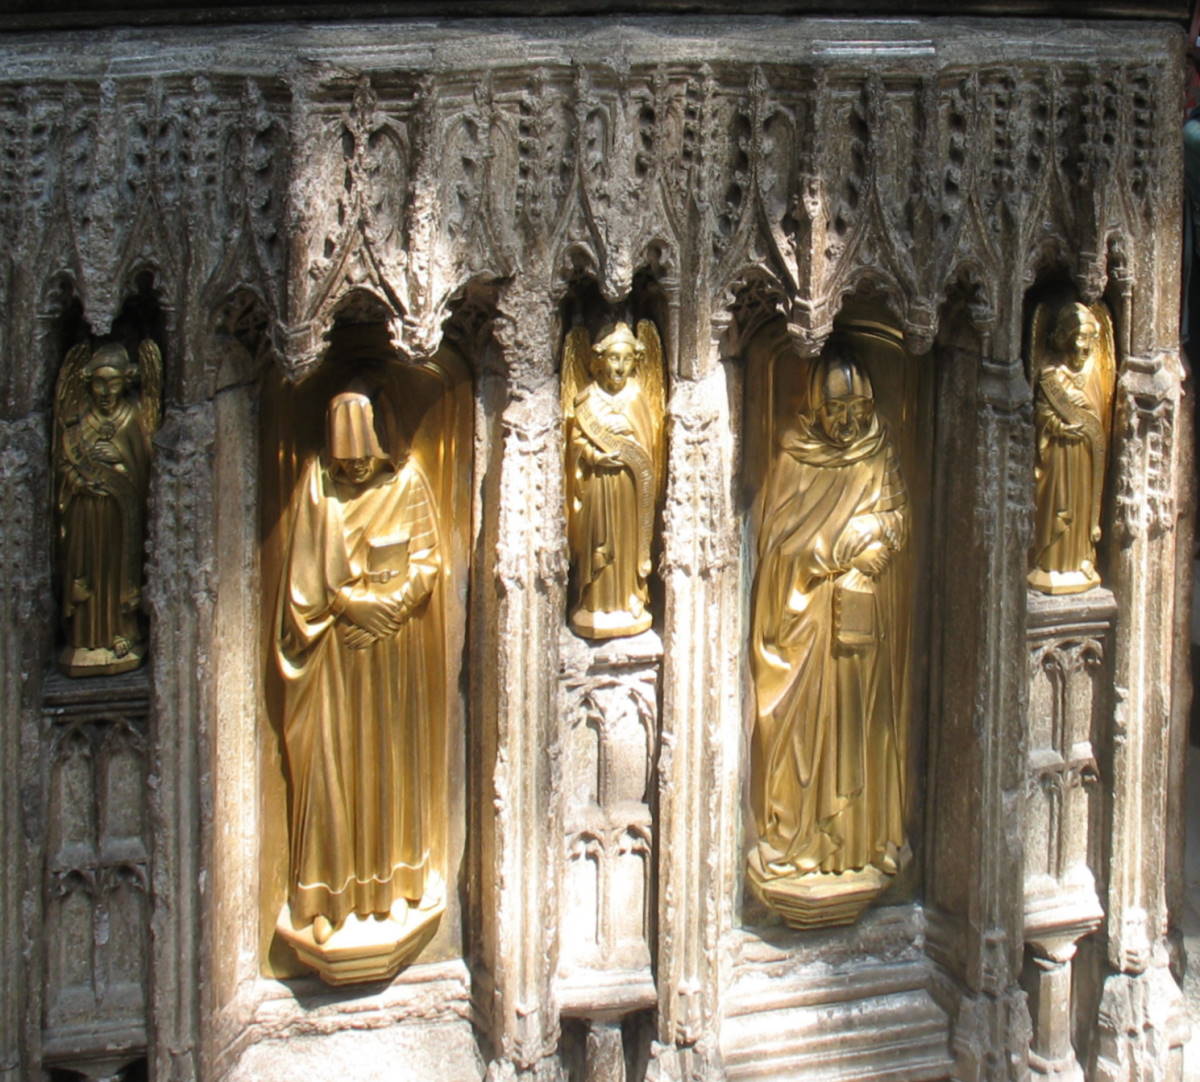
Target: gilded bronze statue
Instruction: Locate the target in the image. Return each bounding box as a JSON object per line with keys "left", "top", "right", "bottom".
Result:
{"left": 562, "top": 321, "right": 665, "bottom": 639}
{"left": 274, "top": 387, "right": 447, "bottom": 982}
{"left": 53, "top": 339, "right": 161, "bottom": 676}
{"left": 748, "top": 340, "right": 910, "bottom": 928}
{"left": 1028, "top": 300, "right": 1116, "bottom": 595}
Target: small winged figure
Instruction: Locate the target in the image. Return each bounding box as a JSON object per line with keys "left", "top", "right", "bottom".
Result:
{"left": 54, "top": 338, "right": 162, "bottom": 675}
{"left": 1027, "top": 300, "right": 1116, "bottom": 595}
{"left": 562, "top": 320, "right": 666, "bottom": 639}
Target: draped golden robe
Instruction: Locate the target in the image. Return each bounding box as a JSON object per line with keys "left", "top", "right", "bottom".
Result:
{"left": 567, "top": 379, "right": 657, "bottom": 632}
{"left": 56, "top": 401, "right": 151, "bottom": 656}
{"left": 277, "top": 455, "right": 443, "bottom": 926}
{"left": 751, "top": 415, "right": 908, "bottom": 876}
{"left": 1031, "top": 361, "right": 1107, "bottom": 577}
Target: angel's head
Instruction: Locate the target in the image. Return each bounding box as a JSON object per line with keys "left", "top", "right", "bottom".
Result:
{"left": 1051, "top": 303, "right": 1100, "bottom": 373}
{"left": 328, "top": 390, "right": 388, "bottom": 486}
{"left": 83, "top": 343, "right": 135, "bottom": 418}
{"left": 592, "top": 323, "right": 644, "bottom": 394}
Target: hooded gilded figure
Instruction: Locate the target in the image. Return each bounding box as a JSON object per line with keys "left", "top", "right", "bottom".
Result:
{"left": 750, "top": 344, "right": 910, "bottom": 882}
{"left": 276, "top": 390, "right": 445, "bottom": 944}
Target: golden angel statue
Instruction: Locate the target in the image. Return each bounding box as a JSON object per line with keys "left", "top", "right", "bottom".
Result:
{"left": 748, "top": 340, "right": 910, "bottom": 928}
{"left": 274, "top": 387, "right": 447, "bottom": 981}
{"left": 53, "top": 338, "right": 161, "bottom": 676}
{"left": 562, "top": 321, "right": 666, "bottom": 639}
{"left": 1027, "top": 300, "right": 1116, "bottom": 595}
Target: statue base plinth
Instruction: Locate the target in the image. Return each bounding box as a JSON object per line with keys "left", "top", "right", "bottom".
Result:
{"left": 748, "top": 862, "right": 889, "bottom": 929}
{"left": 275, "top": 900, "right": 442, "bottom": 986}
{"left": 570, "top": 606, "right": 652, "bottom": 640}
{"left": 1026, "top": 567, "right": 1101, "bottom": 596}
{"left": 58, "top": 641, "right": 145, "bottom": 677}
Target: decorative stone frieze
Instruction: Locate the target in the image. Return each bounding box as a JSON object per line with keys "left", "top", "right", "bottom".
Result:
{"left": 0, "top": 15, "right": 1188, "bottom": 1082}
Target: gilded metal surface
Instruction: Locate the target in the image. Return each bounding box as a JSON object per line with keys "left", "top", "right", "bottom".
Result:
{"left": 1028, "top": 300, "right": 1116, "bottom": 595}
{"left": 747, "top": 332, "right": 913, "bottom": 927}
{"left": 267, "top": 338, "right": 470, "bottom": 983}
{"left": 52, "top": 339, "right": 161, "bottom": 676}
{"left": 562, "top": 321, "right": 666, "bottom": 640}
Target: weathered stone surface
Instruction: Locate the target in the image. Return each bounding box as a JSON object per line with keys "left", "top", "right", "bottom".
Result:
{"left": 0, "top": 12, "right": 1187, "bottom": 1082}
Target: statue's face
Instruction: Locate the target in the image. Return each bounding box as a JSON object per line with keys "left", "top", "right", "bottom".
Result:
{"left": 1058, "top": 314, "right": 1099, "bottom": 371}
{"left": 88, "top": 366, "right": 127, "bottom": 417}
{"left": 816, "top": 394, "right": 873, "bottom": 448}
{"left": 597, "top": 341, "right": 636, "bottom": 393}
{"left": 334, "top": 456, "right": 376, "bottom": 485}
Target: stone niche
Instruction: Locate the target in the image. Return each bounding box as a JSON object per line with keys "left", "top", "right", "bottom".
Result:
{"left": 0, "top": 13, "right": 1190, "bottom": 1082}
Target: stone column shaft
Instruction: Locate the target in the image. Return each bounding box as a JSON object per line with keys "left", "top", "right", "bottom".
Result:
{"left": 146, "top": 402, "right": 216, "bottom": 1082}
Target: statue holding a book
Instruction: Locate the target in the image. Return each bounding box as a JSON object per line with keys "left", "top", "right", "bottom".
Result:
{"left": 748, "top": 340, "right": 910, "bottom": 928}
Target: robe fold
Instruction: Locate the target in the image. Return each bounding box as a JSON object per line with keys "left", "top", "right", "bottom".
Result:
{"left": 567, "top": 379, "right": 657, "bottom": 622}
{"left": 277, "top": 455, "right": 442, "bottom": 925}
{"left": 751, "top": 414, "right": 908, "bottom": 875}
{"left": 1032, "top": 360, "right": 1107, "bottom": 576}
{"left": 57, "top": 402, "right": 151, "bottom": 653}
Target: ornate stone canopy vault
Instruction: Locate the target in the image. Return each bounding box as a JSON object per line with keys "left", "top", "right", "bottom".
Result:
{"left": 0, "top": 13, "right": 1189, "bottom": 1082}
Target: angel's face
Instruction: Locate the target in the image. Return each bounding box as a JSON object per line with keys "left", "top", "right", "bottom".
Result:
{"left": 597, "top": 341, "right": 636, "bottom": 394}
{"left": 1056, "top": 314, "right": 1100, "bottom": 371}
{"left": 88, "top": 366, "right": 127, "bottom": 417}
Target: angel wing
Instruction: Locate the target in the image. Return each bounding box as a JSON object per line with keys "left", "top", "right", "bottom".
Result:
{"left": 560, "top": 325, "right": 592, "bottom": 432}
{"left": 1088, "top": 301, "right": 1117, "bottom": 438}
{"left": 1028, "top": 300, "right": 1053, "bottom": 391}
{"left": 136, "top": 338, "right": 163, "bottom": 436}
{"left": 54, "top": 342, "right": 91, "bottom": 441}
{"left": 636, "top": 319, "right": 666, "bottom": 497}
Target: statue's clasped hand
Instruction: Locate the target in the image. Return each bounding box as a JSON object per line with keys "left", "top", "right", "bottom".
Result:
{"left": 338, "top": 591, "right": 410, "bottom": 649}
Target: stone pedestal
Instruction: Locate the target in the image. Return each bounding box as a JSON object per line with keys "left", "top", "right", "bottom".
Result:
{"left": 1023, "top": 589, "right": 1114, "bottom": 1081}
{"left": 558, "top": 629, "right": 661, "bottom": 1075}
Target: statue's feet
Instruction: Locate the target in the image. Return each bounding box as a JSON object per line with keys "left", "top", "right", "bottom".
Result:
{"left": 312, "top": 915, "right": 334, "bottom": 944}
{"left": 112, "top": 635, "right": 131, "bottom": 658}
{"left": 389, "top": 897, "right": 411, "bottom": 924}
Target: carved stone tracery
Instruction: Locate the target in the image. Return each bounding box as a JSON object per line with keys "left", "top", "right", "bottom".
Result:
{"left": 0, "top": 17, "right": 1187, "bottom": 1082}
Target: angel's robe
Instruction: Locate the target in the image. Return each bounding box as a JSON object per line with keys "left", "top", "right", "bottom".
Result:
{"left": 750, "top": 414, "right": 908, "bottom": 875}
{"left": 56, "top": 400, "right": 151, "bottom": 654}
{"left": 567, "top": 378, "right": 657, "bottom": 633}
{"left": 1031, "top": 358, "right": 1108, "bottom": 576}
{"left": 276, "top": 454, "right": 443, "bottom": 925}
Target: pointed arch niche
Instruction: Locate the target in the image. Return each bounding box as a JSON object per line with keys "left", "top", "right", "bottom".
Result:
{"left": 721, "top": 283, "right": 977, "bottom": 1079}
{"left": 201, "top": 279, "right": 489, "bottom": 1080}
{"left": 736, "top": 290, "right": 935, "bottom": 927}
{"left": 254, "top": 290, "right": 475, "bottom": 982}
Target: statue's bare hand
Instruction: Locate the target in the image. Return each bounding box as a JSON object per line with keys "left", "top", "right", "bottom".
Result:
{"left": 341, "top": 595, "right": 401, "bottom": 637}
{"left": 344, "top": 626, "right": 377, "bottom": 649}
{"left": 850, "top": 541, "right": 889, "bottom": 577}
{"left": 92, "top": 441, "right": 122, "bottom": 464}
{"left": 834, "top": 517, "right": 879, "bottom": 566}
{"left": 594, "top": 451, "right": 623, "bottom": 471}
